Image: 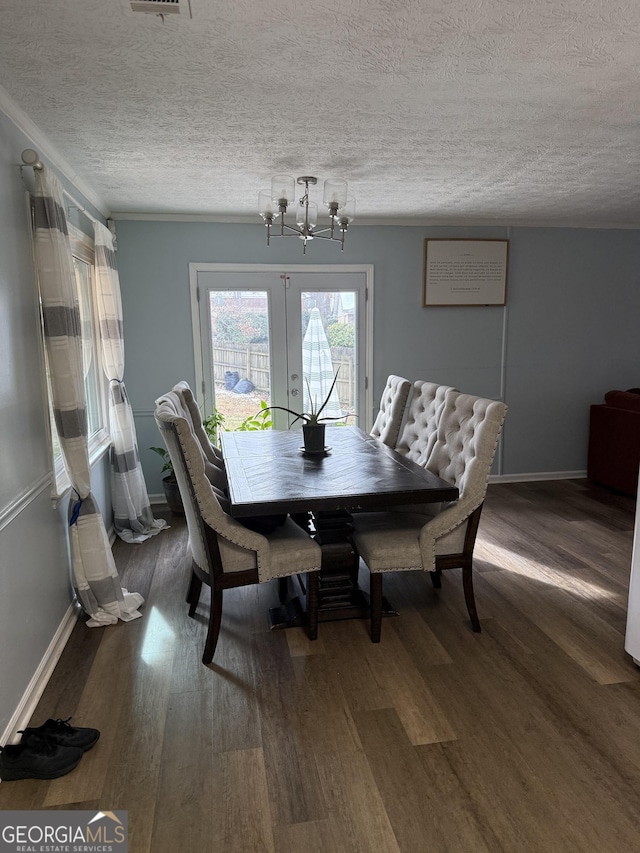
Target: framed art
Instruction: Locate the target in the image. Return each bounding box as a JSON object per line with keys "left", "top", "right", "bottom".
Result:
{"left": 423, "top": 239, "right": 509, "bottom": 306}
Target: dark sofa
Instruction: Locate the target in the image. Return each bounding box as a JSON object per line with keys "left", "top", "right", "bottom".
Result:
{"left": 588, "top": 389, "right": 640, "bottom": 496}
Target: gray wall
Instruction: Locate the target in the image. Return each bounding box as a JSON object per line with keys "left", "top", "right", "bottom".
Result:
{"left": 0, "top": 107, "right": 111, "bottom": 738}
{"left": 114, "top": 219, "right": 640, "bottom": 494}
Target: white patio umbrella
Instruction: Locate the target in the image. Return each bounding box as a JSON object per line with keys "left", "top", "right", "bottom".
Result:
{"left": 302, "top": 307, "right": 343, "bottom": 419}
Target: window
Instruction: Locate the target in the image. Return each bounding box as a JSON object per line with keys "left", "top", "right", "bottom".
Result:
{"left": 42, "top": 225, "right": 110, "bottom": 496}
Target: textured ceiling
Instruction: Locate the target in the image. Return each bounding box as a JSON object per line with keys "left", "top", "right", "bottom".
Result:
{"left": 2, "top": 0, "right": 640, "bottom": 225}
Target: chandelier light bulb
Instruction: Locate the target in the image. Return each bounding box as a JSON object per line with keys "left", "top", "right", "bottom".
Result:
{"left": 296, "top": 200, "right": 317, "bottom": 235}
{"left": 258, "top": 190, "right": 277, "bottom": 221}
{"left": 337, "top": 196, "right": 356, "bottom": 229}
{"left": 270, "top": 174, "right": 295, "bottom": 208}
{"left": 323, "top": 179, "right": 348, "bottom": 211}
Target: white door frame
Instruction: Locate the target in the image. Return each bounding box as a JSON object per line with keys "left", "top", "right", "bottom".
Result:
{"left": 189, "top": 262, "right": 375, "bottom": 430}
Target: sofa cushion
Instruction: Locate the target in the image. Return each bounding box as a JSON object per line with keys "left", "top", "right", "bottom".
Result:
{"left": 603, "top": 390, "right": 640, "bottom": 412}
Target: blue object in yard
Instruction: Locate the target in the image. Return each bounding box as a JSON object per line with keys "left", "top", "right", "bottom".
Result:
{"left": 224, "top": 370, "right": 240, "bottom": 390}
{"left": 233, "top": 378, "right": 255, "bottom": 394}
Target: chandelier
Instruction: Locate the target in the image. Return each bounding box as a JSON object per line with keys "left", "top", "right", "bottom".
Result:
{"left": 259, "top": 175, "right": 355, "bottom": 253}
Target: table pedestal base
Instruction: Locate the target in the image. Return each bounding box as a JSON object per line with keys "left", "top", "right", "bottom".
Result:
{"left": 269, "top": 577, "right": 398, "bottom": 631}
{"left": 268, "top": 590, "right": 398, "bottom": 630}
{"left": 268, "top": 509, "right": 399, "bottom": 630}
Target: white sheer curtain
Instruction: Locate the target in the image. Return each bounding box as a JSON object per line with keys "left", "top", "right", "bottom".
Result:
{"left": 34, "top": 167, "right": 144, "bottom": 626}
{"left": 93, "top": 221, "right": 167, "bottom": 543}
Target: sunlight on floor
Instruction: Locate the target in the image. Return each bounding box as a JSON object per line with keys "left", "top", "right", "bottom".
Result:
{"left": 477, "top": 539, "right": 619, "bottom": 602}
{"left": 140, "top": 605, "right": 175, "bottom": 663}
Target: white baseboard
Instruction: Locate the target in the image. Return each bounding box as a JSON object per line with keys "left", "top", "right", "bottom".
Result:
{"left": 149, "top": 493, "right": 167, "bottom": 507}
{"left": 1, "top": 602, "right": 81, "bottom": 746}
{"left": 489, "top": 470, "right": 587, "bottom": 484}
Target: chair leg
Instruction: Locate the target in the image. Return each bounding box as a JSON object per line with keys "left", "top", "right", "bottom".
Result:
{"left": 278, "top": 575, "right": 289, "bottom": 603}
{"left": 370, "top": 572, "right": 383, "bottom": 643}
{"left": 462, "top": 565, "right": 481, "bottom": 632}
{"left": 187, "top": 569, "right": 202, "bottom": 616}
{"left": 305, "top": 571, "right": 319, "bottom": 641}
{"left": 202, "top": 587, "right": 223, "bottom": 664}
{"left": 430, "top": 569, "right": 442, "bottom": 589}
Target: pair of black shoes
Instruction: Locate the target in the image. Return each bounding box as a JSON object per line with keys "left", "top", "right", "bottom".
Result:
{"left": 0, "top": 718, "right": 100, "bottom": 781}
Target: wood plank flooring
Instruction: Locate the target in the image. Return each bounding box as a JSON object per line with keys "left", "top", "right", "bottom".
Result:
{"left": 2, "top": 479, "right": 640, "bottom": 852}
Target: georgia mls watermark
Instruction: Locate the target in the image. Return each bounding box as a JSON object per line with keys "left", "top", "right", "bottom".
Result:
{"left": 0, "top": 811, "right": 128, "bottom": 853}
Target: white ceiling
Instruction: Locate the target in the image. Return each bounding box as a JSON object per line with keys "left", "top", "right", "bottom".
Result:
{"left": 2, "top": 0, "right": 640, "bottom": 226}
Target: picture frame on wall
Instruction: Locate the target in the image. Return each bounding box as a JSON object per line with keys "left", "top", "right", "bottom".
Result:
{"left": 423, "top": 239, "right": 509, "bottom": 306}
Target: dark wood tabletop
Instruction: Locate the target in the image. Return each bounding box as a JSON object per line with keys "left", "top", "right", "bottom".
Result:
{"left": 220, "top": 425, "right": 458, "bottom": 517}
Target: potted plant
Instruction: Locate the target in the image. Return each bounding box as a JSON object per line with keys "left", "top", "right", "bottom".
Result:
{"left": 257, "top": 369, "right": 343, "bottom": 453}
{"left": 150, "top": 446, "right": 184, "bottom": 514}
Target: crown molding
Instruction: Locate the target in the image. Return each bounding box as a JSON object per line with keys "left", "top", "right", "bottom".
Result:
{"left": 109, "top": 211, "right": 640, "bottom": 229}
{"left": 0, "top": 83, "right": 110, "bottom": 218}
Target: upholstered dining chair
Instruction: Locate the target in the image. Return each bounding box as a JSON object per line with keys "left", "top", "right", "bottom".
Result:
{"left": 370, "top": 375, "right": 412, "bottom": 448}
{"left": 154, "top": 393, "right": 322, "bottom": 663}
{"left": 351, "top": 391, "right": 507, "bottom": 642}
{"left": 395, "top": 380, "right": 458, "bottom": 465}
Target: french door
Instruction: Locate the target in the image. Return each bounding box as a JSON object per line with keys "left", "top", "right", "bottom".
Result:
{"left": 191, "top": 265, "right": 372, "bottom": 433}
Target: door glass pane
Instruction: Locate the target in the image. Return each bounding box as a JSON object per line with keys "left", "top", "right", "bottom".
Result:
{"left": 301, "top": 291, "right": 356, "bottom": 423}
{"left": 209, "top": 290, "right": 272, "bottom": 430}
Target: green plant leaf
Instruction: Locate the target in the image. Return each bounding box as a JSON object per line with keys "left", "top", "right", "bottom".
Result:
{"left": 258, "top": 368, "right": 342, "bottom": 425}
{"left": 149, "top": 446, "right": 173, "bottom": 475}
{"left": 311, "top": 367, "right": 340, "bottom": 421}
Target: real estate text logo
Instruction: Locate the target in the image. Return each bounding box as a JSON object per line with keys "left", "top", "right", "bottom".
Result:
{"left": 0, "top": 810, "right": 127, "bottom": 853}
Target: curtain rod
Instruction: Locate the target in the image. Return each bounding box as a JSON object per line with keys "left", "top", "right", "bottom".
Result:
{"left": 21, "top": 147, "right": 101, "bottom": 227}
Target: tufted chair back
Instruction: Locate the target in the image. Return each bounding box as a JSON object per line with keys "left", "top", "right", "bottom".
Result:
{"left": 396, "top": 381, "right": 458, "bottom": 465}
{"left": 370, "top": 375, "right": 412, "bottom": 447}
{"left": 421, "top": 390, "right": 507, "bottom": 560}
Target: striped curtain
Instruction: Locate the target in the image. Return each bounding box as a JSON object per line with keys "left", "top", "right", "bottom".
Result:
{"left": 34, "top": 167, "right": 144, "bottom": 626}
{"left": 93, "top": 222, "right": 167, "bottom": 543}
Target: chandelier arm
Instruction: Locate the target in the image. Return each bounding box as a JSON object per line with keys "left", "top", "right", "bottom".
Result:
{"left": 281, "top": 223, "right": 304, "bottom": 236}
{"left": 310, "top": 226, "right": 337, "bottom": 237}
{"left": 309, "top": 232, "right": 343, "bottom": 241}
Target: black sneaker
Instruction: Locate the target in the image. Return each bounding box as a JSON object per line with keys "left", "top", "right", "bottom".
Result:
{"left": 0, "top": 736, "right": 83, "bottom": 781}
{"left": 19, "top": 717, "right": 100, "bottom": 752}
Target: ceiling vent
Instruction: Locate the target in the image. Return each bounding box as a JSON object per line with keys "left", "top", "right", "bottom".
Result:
{"left": 130, "top": 0, "right": 192, "bottom": 17}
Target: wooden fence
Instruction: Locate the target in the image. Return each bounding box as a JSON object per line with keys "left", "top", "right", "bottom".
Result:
{"left": 214, "top": 344, "right": 270, "bottom": 395}
{"left": 213, "top": 343, "right": 355, "bottom": 409}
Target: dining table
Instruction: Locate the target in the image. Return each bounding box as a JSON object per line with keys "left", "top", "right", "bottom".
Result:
{"left": 220, "top": 425, "right": 459, "bottom": 628}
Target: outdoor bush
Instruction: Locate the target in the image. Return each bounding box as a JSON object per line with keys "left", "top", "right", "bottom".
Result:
{"left": 327, "top": 322, "right": 354, "bottom": 348}
{"left": 214, "top": 308, "right": 268, "bottom": 344}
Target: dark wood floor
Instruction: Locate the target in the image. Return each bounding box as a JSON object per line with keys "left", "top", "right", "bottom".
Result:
{"left": 2, "top": 479, "right": 640, "bottom": 852}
